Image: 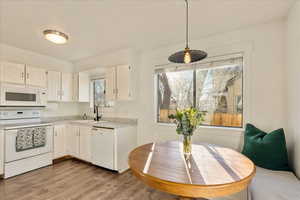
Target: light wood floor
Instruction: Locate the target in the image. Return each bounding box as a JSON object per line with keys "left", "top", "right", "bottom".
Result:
{"left": 0, "top": 159, "right": 179, "bottom": 200}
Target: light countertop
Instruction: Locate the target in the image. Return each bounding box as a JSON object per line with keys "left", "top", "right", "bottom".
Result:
{"left": 0, "top": 116, "right": 137, "bottom": 130}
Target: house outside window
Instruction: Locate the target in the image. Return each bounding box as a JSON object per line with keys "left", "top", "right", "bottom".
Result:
{"left": 156, "top": 54, "right": 243, "bottom": 128}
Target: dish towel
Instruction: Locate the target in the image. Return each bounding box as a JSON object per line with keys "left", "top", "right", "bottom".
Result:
{"left": 16, "top": 127, "right": 47, "bottom": 152}
{"left": 16, "top": 128, "right": 34, "bottom": 152}
{"left": 33, "top": 127, "right": 46, "bottom": 148}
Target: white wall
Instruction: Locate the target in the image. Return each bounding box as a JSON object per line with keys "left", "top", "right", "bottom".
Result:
{"left": 0, "top": 43, "right": 74, "bottom": 72}
{"left": 137, "top": 20, "right": 286, "bottom": 150}
{"left": 43, "top": 102, "right": 80, "bottom": 118}
{"left": 286, "top": 1, "right": 300, "bottom": 177}
{"left": 0, "top": 43, "right": 80, "bottom": 117}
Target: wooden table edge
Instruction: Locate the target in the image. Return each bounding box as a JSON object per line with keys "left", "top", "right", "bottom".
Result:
{"left": 128, "top": 142, "right": 256, "bottom": 199}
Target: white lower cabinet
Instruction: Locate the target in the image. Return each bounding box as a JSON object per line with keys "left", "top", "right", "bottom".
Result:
{"left": 64, "top": 125, "right": 91, "bottom": 162}
{"left": 53, "top": 125, "right": 67, "bottom": 159}
{"left": 79, "top": 126, "right": 92, "bottom": 162}
{"left": 0, "top": 130, "right": 4, "bottom": 175}
{"left": 66, "top": 125, "right": 80, "bottom": 158}
{"left": 54, "top": 123, "right": 137, "bottom": 173}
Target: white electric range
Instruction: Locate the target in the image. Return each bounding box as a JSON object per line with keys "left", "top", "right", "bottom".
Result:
{"left": 0, "top": 109, "right": 53, "bottom": 178}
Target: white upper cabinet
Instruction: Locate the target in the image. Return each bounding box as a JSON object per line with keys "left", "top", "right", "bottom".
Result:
{"left": 61, "top": 72, "right": 73, "bottom": 102}
{"left": 47, "top": 71, "right": 61, "bottom": 101}
{"left": 0, "top": 61, "right": 25, "bottom": 85}
{"left": 78, "top": 72, "right": 90, "bottom": 102}
{"left": 26, "top": 65, "right": 47, "bottom": 88}
{"left": 116, "top": 65, "right": 131, "bottom": 100}
{"left": 0, "top": 61, "right": 47, "bottom": 88}
{"left": 105, "top": 67, "right": 116, "bottom": 101}
{"left": 106, "top": 65, "right": 132, "bottom": 101}
{"left": 47, "top": 71, "right": 74, "bottom": 102}
{"left": 73, "top": 73, "right": 79, "bottom": 101}
{"left": 73, "top": 72, "right": 90, "bottom": 102}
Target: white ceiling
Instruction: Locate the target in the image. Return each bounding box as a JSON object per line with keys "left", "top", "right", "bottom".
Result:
{"left": 0, "top": 0, "right": 295, "bottom": 62}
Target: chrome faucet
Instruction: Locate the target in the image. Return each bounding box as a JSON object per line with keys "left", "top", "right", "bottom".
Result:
{"left": 94, "top": 105, "right": 102, "bottom": 121}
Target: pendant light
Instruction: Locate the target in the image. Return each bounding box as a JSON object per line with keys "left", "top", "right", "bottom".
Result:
{"left": 168, "top": 0, "right": 207, "bottom": 64}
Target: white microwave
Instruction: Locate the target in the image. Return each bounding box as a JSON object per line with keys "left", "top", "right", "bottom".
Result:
{"left": 0, "top": 85, "right": 47, "bottom": 106}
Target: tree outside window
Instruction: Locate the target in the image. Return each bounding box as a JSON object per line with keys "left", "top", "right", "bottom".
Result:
{"left": 157, "top": 57, "right": 243, "bottom": 128}
{"left": 93, "top": 79, "right": 105, "bottom": 106}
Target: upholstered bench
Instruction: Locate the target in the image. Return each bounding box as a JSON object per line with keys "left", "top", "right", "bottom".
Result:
{"left": 214, "top": 166, "right": 300, "bottom": 200}
{"left": 213, "top": 124, "right": 299, "bottom": 200}
{"left": 249, "top": 166, "right": 300, "bottom": 200}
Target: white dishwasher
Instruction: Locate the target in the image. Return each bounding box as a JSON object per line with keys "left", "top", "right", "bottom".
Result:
{"left": 91, "top": 127, "right": 115, "bottom": 170}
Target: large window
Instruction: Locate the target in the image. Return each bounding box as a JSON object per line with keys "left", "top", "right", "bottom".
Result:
{"left": 156, "top": 56, "right": 243, "bottom": 128}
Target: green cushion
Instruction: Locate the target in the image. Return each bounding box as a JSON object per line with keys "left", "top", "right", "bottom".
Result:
{"left": 242, "top": 123, "right": 291, "bottom": 171}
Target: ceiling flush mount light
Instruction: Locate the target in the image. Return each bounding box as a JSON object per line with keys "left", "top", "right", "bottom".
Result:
{"left": 168, "top": 0, "right": 207, "bottom": 64}
{"left": 43, "top": 29, "right": 69, "bottom": 44}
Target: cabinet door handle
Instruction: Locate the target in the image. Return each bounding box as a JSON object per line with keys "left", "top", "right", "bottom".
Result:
{"left": 27, "top": 73, "right": 29, "bottom": 79}
{"left": 21, "top": 72, "right": 24, "bottom": 79}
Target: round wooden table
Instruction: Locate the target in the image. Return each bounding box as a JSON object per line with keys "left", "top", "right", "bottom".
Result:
{"left": 128, "top": 141, "right": 256, "bottom": 200}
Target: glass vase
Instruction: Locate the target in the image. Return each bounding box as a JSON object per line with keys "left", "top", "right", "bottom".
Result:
{"left": 183, "top": 135, "right": 192, "bottom": 157}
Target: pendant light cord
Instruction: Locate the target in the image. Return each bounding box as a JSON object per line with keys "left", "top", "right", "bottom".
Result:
{"left": 168, "top": 0, "right": 207, "bottom": 63}
{"left": 185, "top": 0, "right": 189, "bottom": 49}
